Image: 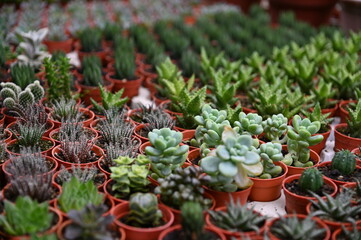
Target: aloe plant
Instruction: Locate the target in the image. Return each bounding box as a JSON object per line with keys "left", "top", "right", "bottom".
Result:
{"left": 200, "top": 126, "right": 263, "bottom": 192}
{"left": 90, "top": 85, "right": 128, "bottom": 114}
{"left": 346, "top": 100, "right": 361, "bottom": 139}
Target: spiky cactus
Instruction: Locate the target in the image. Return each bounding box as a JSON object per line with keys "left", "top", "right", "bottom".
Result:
{"left": 262, "top": 114, "right": 288, "bottom": 143}
{"left": 0, "top": 81, "right": 44, "bottom": 109}
{"left": 299, "top": 168, "right": 324, "bottom": 193}
{"left": 126, "top": 193, "right": 163, "bottom": 228}
{"left": 331, "top": 150, "right": 357, "bottom": 176}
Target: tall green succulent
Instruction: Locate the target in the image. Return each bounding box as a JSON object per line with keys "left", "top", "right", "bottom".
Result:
{"left": 10, "top": 63, "right": 35, "bottom": 89}
{"left": 262, "top": 114, "right": 288, "bottom": 143}
{"left": 0, "top": 196, "right": 53, "bottom": 236}
{"left": 125, "top": 193, "right": 163, "bottom": 228}
{"left": 110, "top": 155, "right": 150, "bottom": 199}
{"left": 181, "top": 202, "right": 207, "bottom": 240}
{"left": 145, "top": 128, "right": 189, "bottom": 179}
{"left": 283, "top": 115, "right": 323, "bottom": 167}
{"left": 200, "top": 126, "right": 263, "bottom": 192}
{"left": 79, "top": 27, "right": 102, "bottom": 52}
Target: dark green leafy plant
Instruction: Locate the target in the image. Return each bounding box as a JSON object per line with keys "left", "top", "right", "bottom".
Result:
{"left": 270, "top": 215, "right": 326, "bottom": 240}
{"left": 0, "top": 196, "right": 53, "bottom": 236}
{"left": 64, "top": 204, "right": 115, "bottom": 240}
{"left": 125, "top": 193, "right": 163, "bottom": 228}
{"left": 155, "top": 166, "right": 212, "bottom": 210}
{"left": 180, "top": 49, "right": 201, "bottom": 78}
{"left": 79, "top": 27, "right": 102, "bottom": 52}
{"left": 90, "top": 85, "right": 128, "bottom": 114}
{"left": 103, "top": 22, "right": 121, "bottom": 42}
{"left": 82, "top": 62, "right": 103, "bottom": 87}
{"left": 58, "top": 177, "right": 104, "bottom": 213}
{"left": 82, "top": 55, "right": 102, "bottom": 71}
{"left": 10, "top": 63, "right": 35, "bottom": 89}
{"left": 142, "top": 111, "right": 175, "bottom": 133}
{"left": 208, "top": 197, "right": 266, "bottom": 233}
{"left": 114, "top": 50, "right": 136, "bottom": 80}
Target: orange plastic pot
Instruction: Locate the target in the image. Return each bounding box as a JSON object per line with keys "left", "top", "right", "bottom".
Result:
{"left": 331, "top": 225, "right": 361, "bottom": 240}
{"left": 111, "top": 202, "right": 174, "bottom": 240}
{"left": 318, "top": 161, "right": 361, "bottom": 187}
{"left": 283, "top": 174, "right": 338, "bottom": 214}
{"left": 106, "top": 72, "right": 143, "bottom": 99}
{"left": 187, "top": 148, "right": 201, "bottom": 166}
{"left": 56, "top": 219, "right": 125, "bottom": 240}
{"left": 159, "top": 192, "right": 215, "bottom": 225}
{"left": 51, "top": 144, "right": 103, "bottom": 168}
{"left": 203, "top": 185, "right": 252, "bottom": 209}
{"left": 0, "top": 207, "right": 63, "bottom": 240}
{"left": 44, "top": 38, "right": 73, "bottom": 53}
{"left": 206, "top": 206, "right": 265, "bottom": 240}
{"left": 249, "top": 161, "right": 288, "bottom": 202}
{"left": 134, "top": 124, "right": 149, "bottom": 143}
{"left": 334, "top": 123, "right": 361, "bottom": 151}
{"left": 306, "top": 202, "right": 361, "bottom": 232}
{"left": 158, "top": 224, "right": 226, "bottom": 240}
{"left": 338, "top": 100, "right": 356, "bottom": 123}
{"left": 266, "top": 214, "right": 331, "bottom": 240}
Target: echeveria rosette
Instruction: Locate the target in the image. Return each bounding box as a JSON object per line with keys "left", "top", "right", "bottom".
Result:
{"left": 145, "top": 128, "right": 189, "bottom": 179}
{"left": 234, "top": 112, "right": 264, "bottom": 136}
{"left": 200, "top": 126, "right": 263, "bottom": 192}
{"left": 262, "top": 114, "right": 288, "bottom": 143}
{"left": 257, "top": 142, "right": 284, "bottom": 179}
{"left": 283, "top": 115, "right": 323, "bottom": 167}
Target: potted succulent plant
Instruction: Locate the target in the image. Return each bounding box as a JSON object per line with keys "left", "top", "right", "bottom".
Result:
{"left": 282, "top": 168, "right": 338, "bottom": 214}
{"left": 206, "top": 197, "right": 267, "bottom": 239}
{"left": 331, "top": 224, "right": 361, "bottom": 240}
{"left": 154, "top": 166, "right": 215, "bottom": 224}
{"left": 334, "top": 100, "right": 361, "bottom": 151}
{"left": 76, "top": 27, "right": 107, "bottom": 64}
{"left": 200, "top": 126, "right": 263, "bottom": 208}
{"left": 158, "top": 201, "right": 225, "bottom": 240}
{"left": 111, "top": 193, "right": 174, "bottom": 240}
{"left": 266, "top": 214, "right": 331, "bottom": 240}
{"left": 318, "top": 149, "right": 361, "bottom": 187}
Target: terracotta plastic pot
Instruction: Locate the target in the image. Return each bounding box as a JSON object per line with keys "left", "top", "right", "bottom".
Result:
{"left": 51, "top": 144, "right": 103, "bottom": 168}
{"left": 1, "top": 129, "right": 13, "bottom": 143}
{"left": 127, "top": 108, "right": 142, "bottom": 126}
{"left": 282, "top": 146, "right": 321, "bottom": 177}
{"left": 187, "top": 148, "right": 201, "bottom": 166}
{"left": 268, "top": 0, "right": 338, "bottom": 27}
{"left": 318, "top": 161, "right": 361, "bottom": 187}
{"left": 338, "top": 100, "right": 356, "bottom": 123}
{"left": 106, "top": 72, "right": 143, "bottom": 99}
{"left": 159, "top": 192, "right": 215, "bottom": 225}
{"left": 0, "top": 112, "right": 5, "bottom": 126}
{"left": 309, "top": 126, "right": 331, "bottom": 155}
{"left": 249, "top": 161, "right": 288, "bottom": 202}
{"left": 77, "top": 79, "right": 114, "bottom": 105}
{"left": 143, "top": 74, "right": 158, "bottom": 95}
{"left": 332, "top": 225, "right": 361, "bottom": 240}
{"left": 206, "top": 206, "right": 265, "bottom": 240}
{"left": 306, "top": 202, "right": 361, "bottom": 231}
{"left": 283, "top": 174, "right": 338, "bottom": 214}
{"left": 203, "top": 185, "right": 252, "bottom": 209}
{"left": 1, "top": 108, "right": 18, "bottom": 125}
{"left": 158, "top": 224, "right": 226, "bottom": 240}
{"left": 57, "top": 220, "right": 126, "bottom": 240}
{"left": 266, "top": 214, "right": 331, "bottom": 240}
{"left": 50, "top": 108, "right": 95, "bottom": 129}
{"left": 334, "top": 123, "right": 361, "bottom": 151}
{"left": 0, "top": 207, "right": 63, "bottom": 240}
{"left": 3, "top": 156, "right": 58, "bottom": 181}
{"left": 111, "top": 202, "right": 174, "bottom": 240}
{"left": 351, "top": 147, "right": 361, "bottom": 166}
{"left": 6, "top": 137, "right": 55, "bottom": 157}
{"left": 134, "top": 124, "right": 150, "bottom": 143}
{"left": 44, "top": 38, "right": 73, "bottom": 53}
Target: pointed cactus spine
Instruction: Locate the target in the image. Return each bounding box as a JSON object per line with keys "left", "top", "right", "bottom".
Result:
{"left": 331, "top": 150, "right": 356, "bottom": 175}
{"left": 27, "top": 80, "right": 44, "bottom": 102}
{"left": 19, "top": 88, "right": 35, "bottom": 107}
{"left": 299, "top": 168, "right": 324, "bottom": 192}
{"left": 0, "top": 88, "right": 17, "bottom": 101}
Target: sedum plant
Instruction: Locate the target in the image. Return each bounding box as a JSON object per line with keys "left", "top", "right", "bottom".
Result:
{"left": 145, "top": 128, "right": 189, "bottom": 179}
{"left": 262, "top": 114, "right": 288, "bottom": 143}
{"left": 234, "top": 112, "right": 263, "bottom": 136}
{"left": 58, "top": 177, "right": 104, "bottom": 213}
{"left": 64, "top": 204, "right": 116, "bottom": 240}
{"left": 208, "top": 197, "right": 266, "bottom": 234}
{"left": 309, "top": 190, "right": 361, "bottom": 224}
{"left": 110, "top": 155, "right": 150, "bottom": 199}
{"left": 125, "top": 193, "right": 163, "bottom": 228}
{"left": 283, "top": 115, "right": 323, "bottom": 167}
{"left": 270, "top": 215, "right": 326, "bottom": 240}
{"left": 257, "top": 142, "right": 284, "bottom": 179}
{"left": 90, "top": 85, "right": 128, "bottom": 114}
{"left": 0, "top": 81, "right": 44, "bottom": 110}
{"left": 345, "top": 100, "right": 361, "bottom": 139}
{"left": 0, "top": 196, "right": 53, "bottom": 236}
{"left": 200, "top": 126, "right": 263, "bottom": 192}
{"left": 154, "top": 166, "right": 212, "bottom": 210}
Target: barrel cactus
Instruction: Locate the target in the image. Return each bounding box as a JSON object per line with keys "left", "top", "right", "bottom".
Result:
{"left": 299, "top": 168, "right": 324, "bottom": 193}
{"left": 145, "top": 128, "right": 189, "bottom": 179}
{"left": 331, "top": 150, "right": 356, "bottom": 176}
{"left": 0, "top": 81, "right": 44, "bottom": 109}
{"left": 283, "top": 115, "right": 323, "bottom": 167}
{"left": 200, "top": 126, "right": 263, "bottom": 192}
